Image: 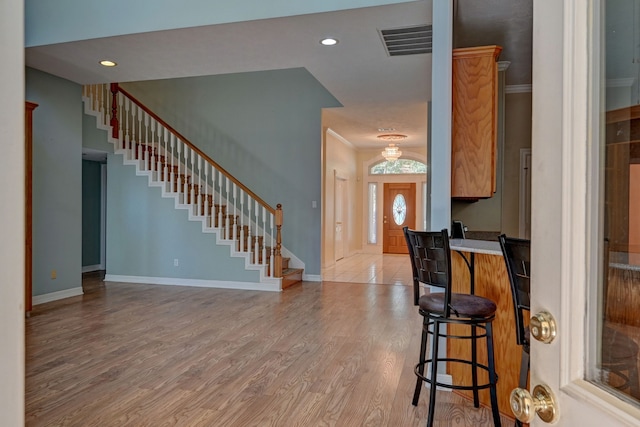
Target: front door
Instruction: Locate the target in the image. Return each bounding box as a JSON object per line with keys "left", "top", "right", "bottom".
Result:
{"left": 528, "top": 0, "right": 640, "bottom": 424}
{"left": 383, "top": 182, "right": 415, "bottom": 254}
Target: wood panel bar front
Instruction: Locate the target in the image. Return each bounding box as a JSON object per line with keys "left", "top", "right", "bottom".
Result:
{"left": 448, "top": 248, "right": 522, "bottom": 419}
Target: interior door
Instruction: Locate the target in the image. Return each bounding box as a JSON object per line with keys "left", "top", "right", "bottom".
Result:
{"left": 525, "top": 0, "right": 640, "bottom": 424}
{"left": 334, "top": 175, "right": 346, "bottom": 262}
{"left": 383, "top": 182, "right": 415, "bottom": 254}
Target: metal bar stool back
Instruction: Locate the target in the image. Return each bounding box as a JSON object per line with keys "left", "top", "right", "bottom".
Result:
{"left": 404, "top": 227, "right": 501, "bottom": 427}
{"left": 498, "top": 234, "right": 531, "bottom": 427}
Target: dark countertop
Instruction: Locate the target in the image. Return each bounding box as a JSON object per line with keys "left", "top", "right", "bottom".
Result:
{"left": 463, "top": 231, "right": 501, "bottom": 241}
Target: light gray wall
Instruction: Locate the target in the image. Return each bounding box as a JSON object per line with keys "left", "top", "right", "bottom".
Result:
{"left": 1, "top": 0, "right": 25, "bottom": 422}
{"left": 502, "top": 92, "right": 532, "bottom": 237}
{"left": 82, "top": 160, "right": 102, "bottom": 267}
{"left": 106, "top": 157, "right": 260, "bottom": 282}
{"left": 26, "top": 67, "right": 83, "bottom": 296}
{"left": 25, "top": 0, "right": 413, "bottom": 46}
{"left": 121, "top": 68, "right": 341, "bottom": 275}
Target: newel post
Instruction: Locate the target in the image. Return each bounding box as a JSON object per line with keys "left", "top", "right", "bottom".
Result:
{"left": 274, "top": 204, "right": 283, "bottom": 278}
{"left": 110, "top": 83, "right": 119, "bottom": 139}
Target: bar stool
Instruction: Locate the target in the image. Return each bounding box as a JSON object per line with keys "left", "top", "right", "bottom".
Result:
{"left": 404, "top": 227, "right": 501, "bottom": 427}
{"left": 498, "top": 234, "right": 531, "bottom": 427}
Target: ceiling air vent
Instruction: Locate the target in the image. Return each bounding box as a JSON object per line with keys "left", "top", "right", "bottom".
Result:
{"left": 379, "top": 25, "right": 432, "bottom": 56}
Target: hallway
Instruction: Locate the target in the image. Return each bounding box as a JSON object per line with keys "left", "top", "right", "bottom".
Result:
{"left": 322, "top": 253, "right": 413, "bottom": 286}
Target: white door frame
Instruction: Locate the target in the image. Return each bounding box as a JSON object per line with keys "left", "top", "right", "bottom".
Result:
{"left": 334, "top": 172, "right": 347, "bottom": 262}
{"left": 531, "top": 0, "right": 640, "bottom": 424}
{"left": 519, "top": 148, "right": 531, "bottom": 239}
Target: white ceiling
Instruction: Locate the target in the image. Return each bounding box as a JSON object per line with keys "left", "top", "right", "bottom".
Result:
{"left": 26, "top": 0, "right": 532, "bottom": 152}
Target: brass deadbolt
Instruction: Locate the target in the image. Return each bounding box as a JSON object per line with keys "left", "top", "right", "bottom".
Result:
{"left": 530, "top": 311, "right": 557, "bottom": 344}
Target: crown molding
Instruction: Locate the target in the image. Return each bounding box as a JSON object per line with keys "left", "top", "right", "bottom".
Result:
{"left": 498, "top": 61, "right": 511, "bottom": 71}
{"left": 326, "top": 128, "right": 355, "bottom": 149}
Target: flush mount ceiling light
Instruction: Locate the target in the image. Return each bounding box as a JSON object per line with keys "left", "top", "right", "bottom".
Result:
{"left": 382, "top": 144, "right": 402, "bottom": 162}
{"left": 377, "top": 133, "right": 407, "bottom": 141}
{"left": 99, "top": 60, "right": 117, "bottom": 67}
{"left": 320, "top": 38, "right": 339, "bottom": 46}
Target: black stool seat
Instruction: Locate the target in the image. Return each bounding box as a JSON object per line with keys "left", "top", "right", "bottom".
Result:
{"left": 404, "top": 228, "right": 501, "bottom": 427}
{"left": 419, "top": 293, "right": 497, "bottom": 318}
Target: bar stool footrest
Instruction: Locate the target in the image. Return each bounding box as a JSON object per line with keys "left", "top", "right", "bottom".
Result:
{"left": 415, "top": 358, "right": 498, "bottom": 391}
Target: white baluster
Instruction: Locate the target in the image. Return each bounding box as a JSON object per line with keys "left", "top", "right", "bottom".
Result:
{"left": 232, "top": 183, "right": 238, "bottom": 244}
{"left": 103, "top": 86, "right": 111, "bottom": 127}
{"left": 211, "top": 166, "right": 217, "bottom": 227}
{"left": 161, "top": 127, "right": 168, "bottom": 184}
{"left": 103, "top": 85, "right": 110, "bottom": 127}
{"left": 197, "top": 156, "right": 203, "bottom": 217}
{"left": 254, "top": 200, "right": 259, "bottom": 263}
{"left": 170, "top": 134, "right": 176, "bottom": 192}
{"left": 147, "top": 115, "right": 153, "bottom": 173}
{"left": 93, "top": 85, "right": 99, "bottom": 113}
{"left": 136, "top": 109, "right": 143, "bottom": 170}
{"left": 184, "top": 146, "right": 190, "bottom": 201}
{"left": 218, "top": 171, "right": 224, "bottom": 233}
{"left": 262, "top": 206, "right": 267, "bottom": 268}
{"left": 124, "top": 98, "right": 131, "bottom": 159}
{"left": 270, "top": 212, "right": 275, "bottom": 277}
{"left": 240, "top": 190, "right": 245, "bottom": 252}
{"left": 225, "top": 176, "right": 231, "bottom": 239}
{"left": 188, "top": 148, "right": 193, "bottom": 208}
{"left": 157, "top": 123, "right": 164, "bottom": 179}
{"left": 176, "top": 139, "right": 182, "bottom": 198}
{"left": 203, "top": 162, "right": 209, "bottom": 222}
{"left": 246, "top": 195, "right": 252, "bottom": 254}
{"left": 97, "top": 84, "right": 103, "bottom": 117}
{"left": 118, "top": 93, "right": 124, "bottom": 148}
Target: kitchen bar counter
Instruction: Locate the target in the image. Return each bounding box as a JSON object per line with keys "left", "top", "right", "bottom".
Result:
{"left": 447, "top": 239, "right": 521, "bottom": 419}
{"left": 450, "top": 238, "right": 502, "bottom": 256}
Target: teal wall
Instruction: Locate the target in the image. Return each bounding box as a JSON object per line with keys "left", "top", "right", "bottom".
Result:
{"left": 82, "top": 160, "right": 102, "bottom": 267}
{"left": 121, "top": 68, "right": 341, "bottom": 274}
{"left": 26, "top": 67, "right": 82, "bottom": 296}
{"left": 25, "top": 0, "right": 415, "bottom": 46}
{"left": 27, "top": 64, "right": 340, "bottom": 288}
{"left": 82, "top": 113, "right": 112, "bottom": 152}
{"left": 106, "top": 157, "right": 260, "bottom": 282}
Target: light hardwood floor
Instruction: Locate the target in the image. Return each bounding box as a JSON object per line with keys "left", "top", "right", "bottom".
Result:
{"left": 25, "top": 269, "right": 514, "bottom": 426}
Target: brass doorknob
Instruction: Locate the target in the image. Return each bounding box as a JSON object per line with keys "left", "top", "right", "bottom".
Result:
{"left": 510, "top": 384, "right": 558, "bottom": 423}
{"left": 530, "top": 311, "right": 557, "bottom": 344}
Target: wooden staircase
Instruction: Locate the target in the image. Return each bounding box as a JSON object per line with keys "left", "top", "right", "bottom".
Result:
{"left": 83, "top": 84, "right": 303, "bottom": 290}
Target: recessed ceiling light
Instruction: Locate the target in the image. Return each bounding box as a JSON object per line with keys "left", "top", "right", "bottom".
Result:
{"left": 320, "top": 38, "right": 338, "bottom": 46}
{"left": 99, "top": 60, "right": 117, "bottom": 67}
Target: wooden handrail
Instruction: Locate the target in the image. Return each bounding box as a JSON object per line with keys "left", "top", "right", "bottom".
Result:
{"left": 110, "top": 83, "right": 275, "bottom": 215}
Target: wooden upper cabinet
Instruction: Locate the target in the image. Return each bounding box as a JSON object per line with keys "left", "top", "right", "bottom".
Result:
{"left": 451, "top": 45, "right": 502, "bottom": 199}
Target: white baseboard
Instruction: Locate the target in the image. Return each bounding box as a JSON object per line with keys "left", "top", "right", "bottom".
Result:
{"left": 104, "top": 274, "right": 282, "bottom": 292}
{"left": 303, "top": 274, "right": 321, "bottom": 282}
{"left": 424, "top": 373, "right": 454, "bottom": 392}
{"left": 82, "top": 264, "right": 103, "bottom": 273}
{"left": 33, "top": 287, "right": 84, "bottom": 305}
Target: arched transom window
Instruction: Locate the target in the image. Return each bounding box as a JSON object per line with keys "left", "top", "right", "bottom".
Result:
{"left": 370, "top": 159, "right": 427, "bottom": 175}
